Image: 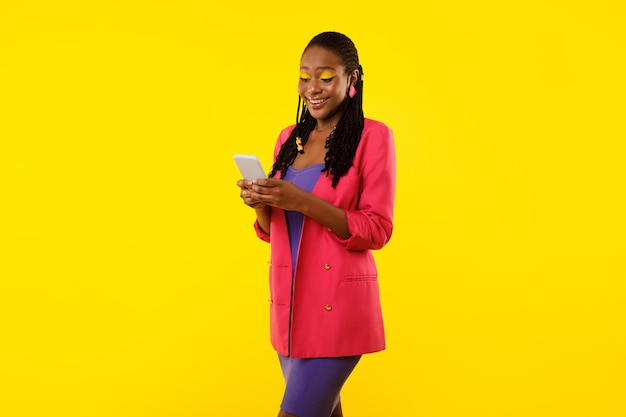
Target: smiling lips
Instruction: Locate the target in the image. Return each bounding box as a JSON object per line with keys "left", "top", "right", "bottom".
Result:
{"left": 308, "top": 97, "right": 328, "bottom": 106}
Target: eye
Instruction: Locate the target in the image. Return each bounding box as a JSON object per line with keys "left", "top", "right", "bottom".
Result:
{"left": 319, "top": 71, "right": 336, "bottom": 83}
{"left": 299, "top": 77, "right": 311, "bottom": 82}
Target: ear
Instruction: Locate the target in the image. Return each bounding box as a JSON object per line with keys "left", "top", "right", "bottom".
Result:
{"left": 349, "top": 69, "right": 360, "bottom": 85}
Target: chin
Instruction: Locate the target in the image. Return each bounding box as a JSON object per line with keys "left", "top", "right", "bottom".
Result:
{"left": 310, "top": 108, "right": 339, "bottom": 122}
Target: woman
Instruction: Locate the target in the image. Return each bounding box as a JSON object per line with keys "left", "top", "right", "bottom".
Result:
{"left": 237, "top": 31, "right": 396, "bottom": 417}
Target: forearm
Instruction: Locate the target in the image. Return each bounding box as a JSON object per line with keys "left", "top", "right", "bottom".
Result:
{"left": 255, "top": 205, "right": 271, "bottom": 235}
{"left": 299, "top": 194, "right": 351, "bottom": 239}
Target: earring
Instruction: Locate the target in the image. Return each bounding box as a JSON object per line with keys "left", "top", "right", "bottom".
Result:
{"left": 348, "top": 84, "right": 357, "bottom": 98}
{"left": 296, "top": 137, "right": 304, "bottom": 154}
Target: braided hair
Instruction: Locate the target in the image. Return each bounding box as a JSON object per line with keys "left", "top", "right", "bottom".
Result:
{"left": 268, "top": 31, "right": 365, "bottom": 188}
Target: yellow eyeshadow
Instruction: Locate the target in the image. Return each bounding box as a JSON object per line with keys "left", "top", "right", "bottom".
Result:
{"left": 320, "top": 71, "right": 335, "bottom": 79}
{"left": 300, "top": 72, "right": 311, "bottom": 79}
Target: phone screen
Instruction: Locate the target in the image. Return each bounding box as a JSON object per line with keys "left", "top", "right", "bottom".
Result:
{"left": 234, "top": 154, "right": 266, "bottom": 180}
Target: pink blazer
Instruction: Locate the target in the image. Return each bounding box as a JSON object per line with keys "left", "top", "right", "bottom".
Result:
{"left": 254, "top": 119, "right": 396, "bottom": 358}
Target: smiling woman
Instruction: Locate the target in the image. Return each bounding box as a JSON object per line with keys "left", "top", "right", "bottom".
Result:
{"left": 236, "top": 31, "right": 396, "bottom": 417}
{"left": 298, "top": 47, "right": 355, "bottom": 128}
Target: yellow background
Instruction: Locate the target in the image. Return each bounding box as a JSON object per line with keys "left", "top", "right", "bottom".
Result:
{"left": 1, "top": 1, "right": 624, "bottom": 416}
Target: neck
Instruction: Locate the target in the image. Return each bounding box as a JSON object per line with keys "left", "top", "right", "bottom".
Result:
{"left": 315, "top": 124, "right": 335, "bottom": 132}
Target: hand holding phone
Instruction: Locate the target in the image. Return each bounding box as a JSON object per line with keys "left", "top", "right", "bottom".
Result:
{"left": 234, "top": 154, "right": 267, "bottom": 180}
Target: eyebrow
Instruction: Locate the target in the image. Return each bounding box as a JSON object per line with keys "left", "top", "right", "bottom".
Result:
{"left": 299, "top": 66, "right": 337, "bottom": 71}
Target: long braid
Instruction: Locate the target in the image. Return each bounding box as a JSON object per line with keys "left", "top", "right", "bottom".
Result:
{"left": 269, "top": 32, "right": 365, "bottom": 187}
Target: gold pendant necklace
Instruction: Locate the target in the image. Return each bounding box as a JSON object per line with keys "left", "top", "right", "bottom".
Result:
{"left": 296, "top": 127, "right": 336, "bottom": 154}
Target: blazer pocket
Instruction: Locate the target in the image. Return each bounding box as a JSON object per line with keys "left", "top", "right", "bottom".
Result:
{"left": 340, "top": 274, "right": 377, "bottom": 283}
{"left": 337, "top": 275, "right": 381, "bottom": 310}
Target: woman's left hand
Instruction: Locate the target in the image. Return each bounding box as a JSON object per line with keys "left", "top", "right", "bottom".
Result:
{"left": 247, "top": 178, "right": 308, "bottom": 212}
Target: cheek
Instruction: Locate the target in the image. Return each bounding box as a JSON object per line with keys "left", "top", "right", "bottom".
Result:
{"left": 331, "top": 84, "right": 344, "bottom": 98}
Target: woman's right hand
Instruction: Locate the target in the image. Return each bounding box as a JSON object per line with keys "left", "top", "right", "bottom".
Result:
{"left": 237, "top": 179, "right": 267, "bottom": 210}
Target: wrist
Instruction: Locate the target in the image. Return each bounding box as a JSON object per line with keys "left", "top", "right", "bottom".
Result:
{"left": 297, "top": 192, "right": 314, "bottom": 215}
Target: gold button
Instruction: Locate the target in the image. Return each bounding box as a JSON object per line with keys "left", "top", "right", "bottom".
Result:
{"left": 324, "top": 305, "right": 332, "bottom": 311}
{"left": 323, "top": 263, "right": 331, "bottom": 270}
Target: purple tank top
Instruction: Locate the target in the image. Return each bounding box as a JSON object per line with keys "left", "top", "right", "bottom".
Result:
{"left": 283, "top": 163, "right": 324, "bottom": 273}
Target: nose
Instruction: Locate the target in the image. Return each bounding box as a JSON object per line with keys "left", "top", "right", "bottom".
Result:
{"left": 308, "top": 79, "right": 322, "bottom": 94}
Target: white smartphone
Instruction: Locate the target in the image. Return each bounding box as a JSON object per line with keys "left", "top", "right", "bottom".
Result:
{"left": 234, "top": 154, "right": 267, "bottom": 180}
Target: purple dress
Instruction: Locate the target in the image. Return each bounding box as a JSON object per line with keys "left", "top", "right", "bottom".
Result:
{"left": 279, "top": 164, "right": 361, "bottom": 417}
{"left": 283, "top": 163, "right": 325, "bottom": 273}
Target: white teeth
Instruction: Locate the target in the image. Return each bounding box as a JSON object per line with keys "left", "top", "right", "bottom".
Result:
{"left": 309, "top": 98, "right": 327, "bottom": 104}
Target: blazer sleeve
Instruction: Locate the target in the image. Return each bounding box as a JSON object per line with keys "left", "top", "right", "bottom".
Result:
{"left": 335, "top": 121, "right": 396, "bottom": 251}
{"left": 254, "top": 220, "right": 271, "bottom": 242}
